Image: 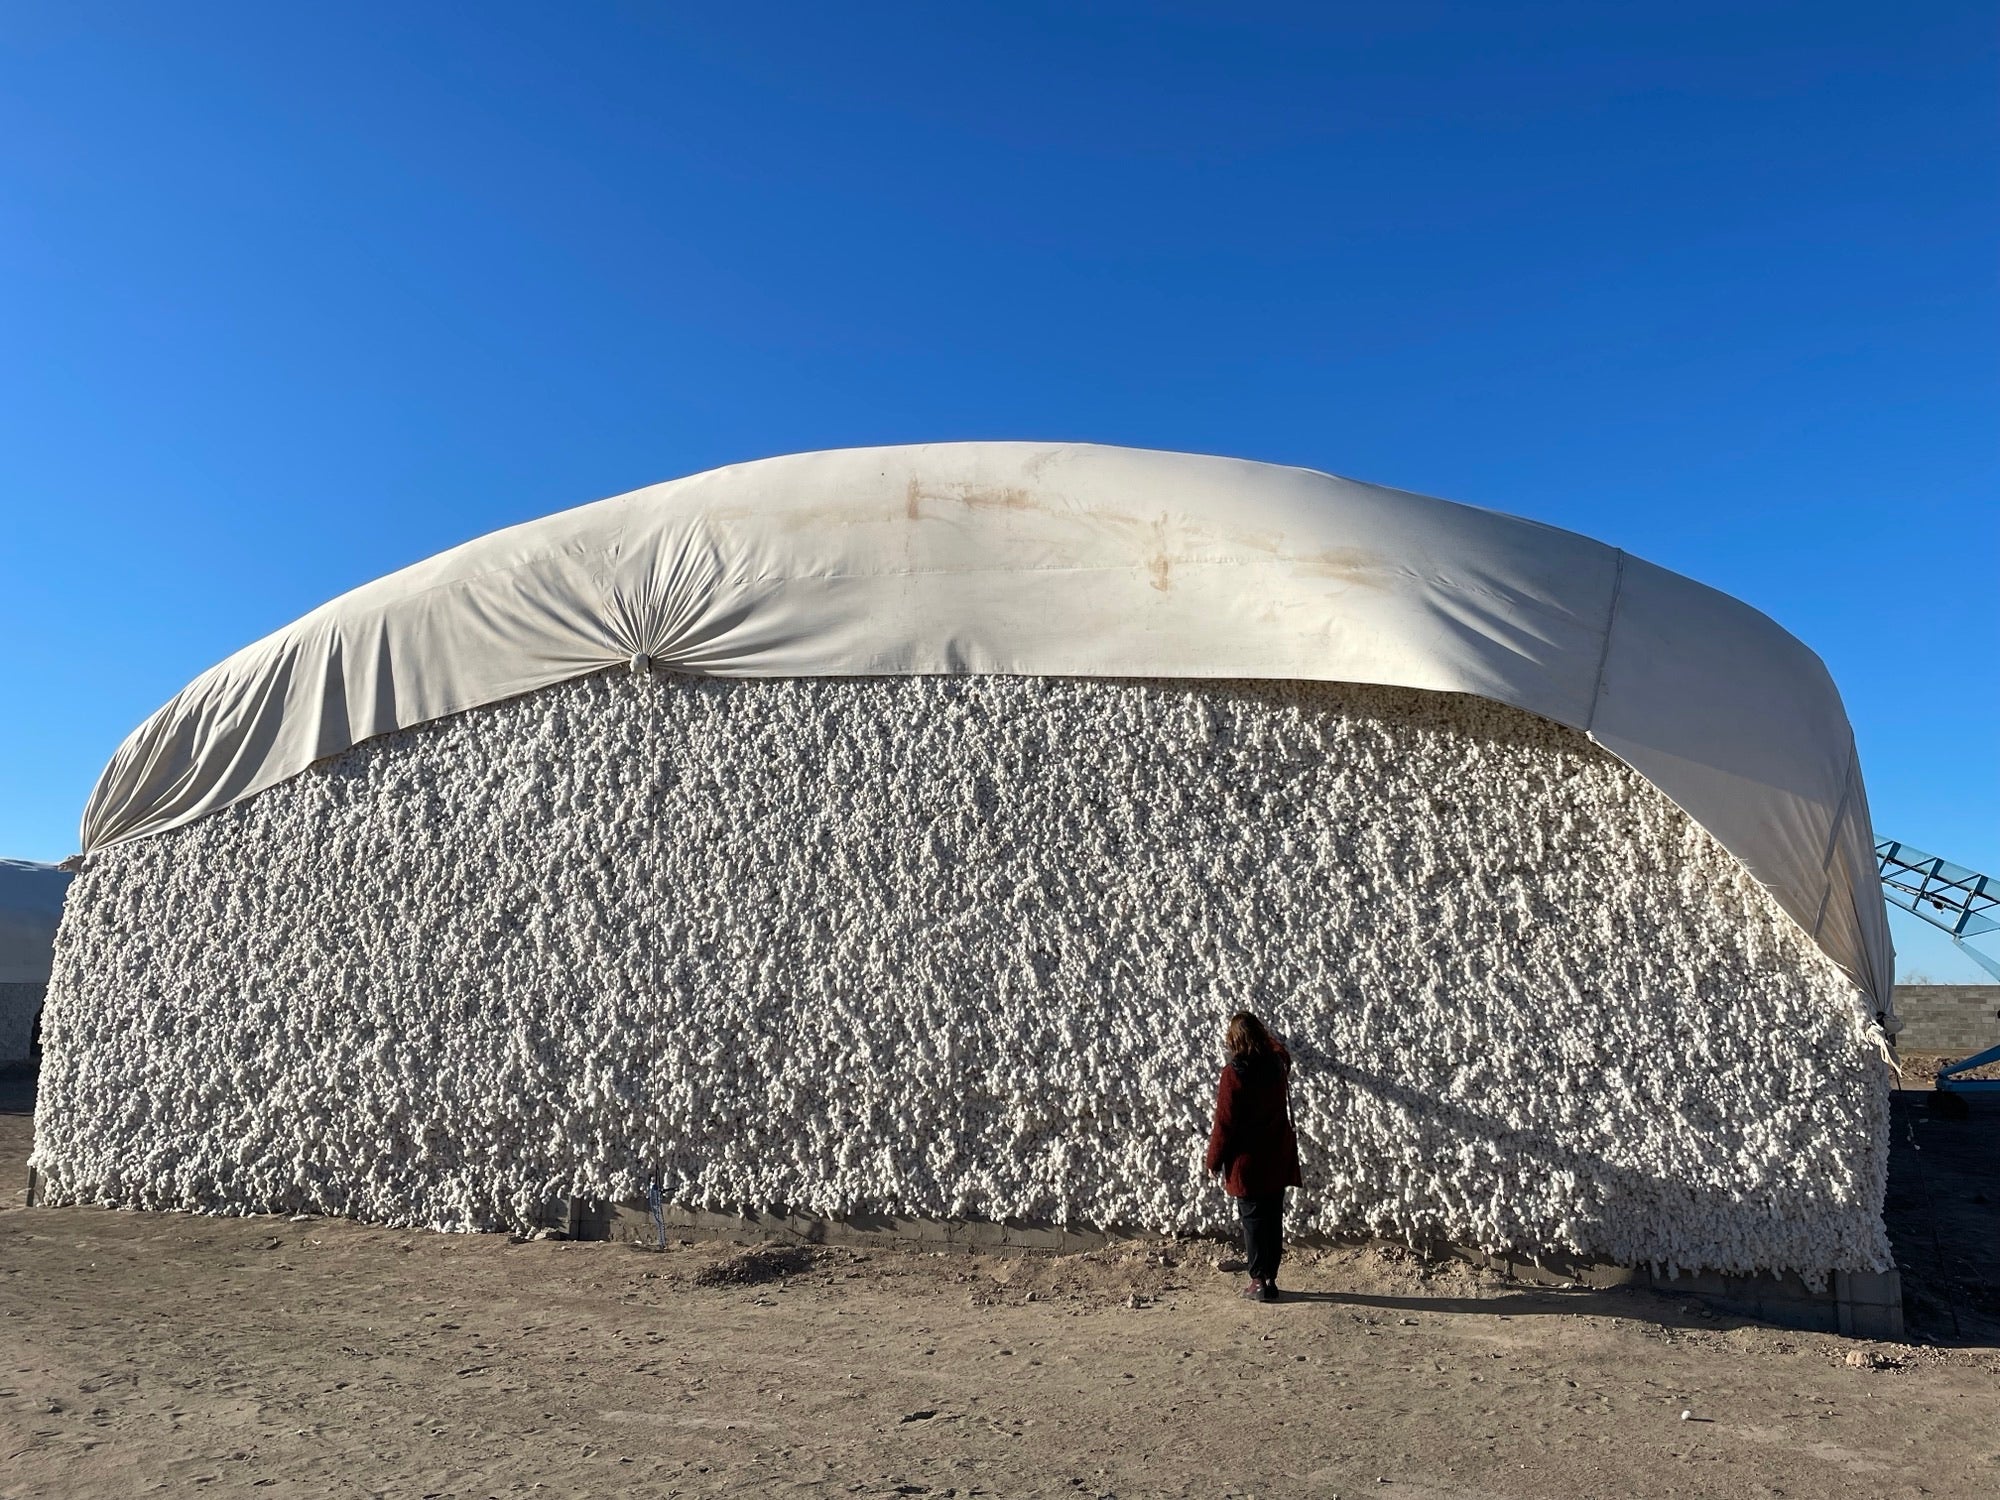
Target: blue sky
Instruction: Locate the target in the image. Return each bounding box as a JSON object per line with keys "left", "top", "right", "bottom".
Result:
{"left": 2, "top": 3, "right": 1994, "bottom": 977}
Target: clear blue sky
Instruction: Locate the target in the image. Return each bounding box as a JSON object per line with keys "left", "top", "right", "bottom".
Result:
{"left": 2, "top": 3, "right": 1994, "bottom": 978}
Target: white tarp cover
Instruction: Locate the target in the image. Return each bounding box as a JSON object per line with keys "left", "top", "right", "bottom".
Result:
{"left": 80, "top": 442, "right": 1893, "bottom": 1006}
{"left": 0, "top": 858, "right": 71, "bottom": 984}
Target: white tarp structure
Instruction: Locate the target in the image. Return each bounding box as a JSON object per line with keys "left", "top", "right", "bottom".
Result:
{"left": 79, "top": 442, "right": 1892, "bottom": 1006}
{"left": 0, "top": 858, "right": 71, "bottom": 985}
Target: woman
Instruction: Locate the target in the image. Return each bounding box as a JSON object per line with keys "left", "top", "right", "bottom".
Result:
{"left": 1204, "top": 1010, "right": 1302, "bottom": 1302}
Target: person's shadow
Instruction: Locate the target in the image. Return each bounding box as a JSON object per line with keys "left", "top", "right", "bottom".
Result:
{"left": 1268, "top": 1042, "right": 1881, "bottom": 1320}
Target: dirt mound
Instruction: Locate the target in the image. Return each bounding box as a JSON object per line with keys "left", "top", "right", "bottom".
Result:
{"left": 689, "top": 1243, "right": 824, "bottom": 1287}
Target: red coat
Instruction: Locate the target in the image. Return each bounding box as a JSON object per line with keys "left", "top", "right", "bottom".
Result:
{"left": 1204, "top": 1046, "right": 1303, "bottom": 1197}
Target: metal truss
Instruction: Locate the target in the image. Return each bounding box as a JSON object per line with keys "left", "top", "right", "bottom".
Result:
{"left": 1876, "top": 839, "right": 1999, "bottom": 979}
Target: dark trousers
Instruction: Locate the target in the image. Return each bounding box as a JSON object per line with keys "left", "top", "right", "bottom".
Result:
{"left": 1237, "top": 1190, "right": 1286, "bottom": 1283}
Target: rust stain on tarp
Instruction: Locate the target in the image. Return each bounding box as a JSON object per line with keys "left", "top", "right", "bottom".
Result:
{"left": 1147, "top": 515, "right": 1175, "bottom": 591}
{"left": 730, "top": 480, "right": 1382, "bottom": 589}
{"left": 1296, "top": 546, "right": 1389, "bottom": 586}
{"left": 902, "top": 483, "right": 1038, "bottom": 522}
{"left": 960, "top": 485, "right": 1038, "bottom": 512}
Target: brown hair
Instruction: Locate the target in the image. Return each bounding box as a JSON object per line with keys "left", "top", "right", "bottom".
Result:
{"left": 1225, "top": 1010, "right": 1277, "bottom": 1065}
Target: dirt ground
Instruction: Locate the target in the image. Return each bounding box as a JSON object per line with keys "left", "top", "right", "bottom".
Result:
{"left": 1898, "top": 1051, "right": 2000, "bottom": 1086}
{"left": 3, "top": 1109, "right": 1998, "bottom": 1499}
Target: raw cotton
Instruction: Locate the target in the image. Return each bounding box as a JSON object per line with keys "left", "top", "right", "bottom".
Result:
{"left": 32, "top": 673, "right": 1892, "bottom": 1277}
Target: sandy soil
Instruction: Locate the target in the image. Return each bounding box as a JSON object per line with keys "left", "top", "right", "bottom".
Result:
{"left": 2, "top": 1111, "right": 1996, "bottom": 1500}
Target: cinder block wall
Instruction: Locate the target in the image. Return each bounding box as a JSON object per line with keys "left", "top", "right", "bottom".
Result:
{"left": 0, "top": 981, "right": 45, "bottom": 1064}
{"left": 1893, "top": 985, "right": 2000, "bottom": 1055}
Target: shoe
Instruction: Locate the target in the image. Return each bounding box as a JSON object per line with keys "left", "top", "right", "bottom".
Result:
{"left": 1240, "top": 1280, "right": 1264, "bottom": 1300}
{"left": 1259, "top": 1281, "right": 1281, "bottom": 1302}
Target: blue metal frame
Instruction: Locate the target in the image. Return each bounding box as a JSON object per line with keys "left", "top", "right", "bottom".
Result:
{"left": 1935, "top": 1042, "right": 2000, "bottom": 1094}
{"left": 1876, "top": 838, "right": 2000, "bottom": 984}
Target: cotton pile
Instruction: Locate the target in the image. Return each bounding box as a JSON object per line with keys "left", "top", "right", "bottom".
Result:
{"left": 32, "top": 672, "right": 1891, "bottom": 1278}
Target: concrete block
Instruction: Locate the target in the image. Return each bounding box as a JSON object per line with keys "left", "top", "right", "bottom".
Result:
{"left": 1891, "top": 986, "right": 2000, "bottom": 1055}
{"left": 0, "top": 983, "right": 44, "bottom": 1065}
{"left": 1835, "top": 1268, "right": 1906, "bottom": 1341}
